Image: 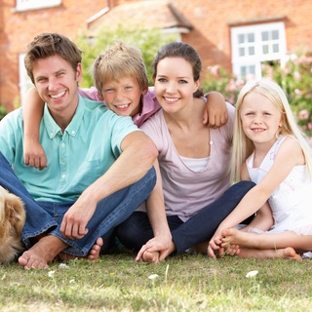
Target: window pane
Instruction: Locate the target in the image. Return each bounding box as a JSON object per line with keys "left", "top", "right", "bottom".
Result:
{"left": 262, "top": 45, "right": 269, "bottom": 54}
{"left": 239, "top": 47, "right": 245, "bottom": 57}
{"left": 262, "top": 31, "right": 269, "bottom": 41}
{"left": 248, "top": 46, "right": 255, "bottom": 55}
{"left": 249, "top": 65, "right": 256, "bottom": 75}
{"left": 273, "top": 43, "right": 279, "bottom": 53}
{"left": 16, "top": 0, "right": 61, "bottom": 11}
{"left": 247, "top": 33, "right": 254, "bottom": 42}
{"left": 241, "top": 66, "right": 247, "bottom": 76}
{"left": 272, "top": 30, "right": 279, "bottom": 40}
{"left": 238, "top": 34, "right": 244, "bottom": 44}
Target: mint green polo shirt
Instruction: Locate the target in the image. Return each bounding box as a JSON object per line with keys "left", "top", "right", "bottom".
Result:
{"left": 0, "top": 95, "right": 140, "bottom": 202}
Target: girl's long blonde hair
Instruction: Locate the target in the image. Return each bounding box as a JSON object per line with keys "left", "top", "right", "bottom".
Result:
{"left": 231, "top": 78, "right": 312, "bottom": 182}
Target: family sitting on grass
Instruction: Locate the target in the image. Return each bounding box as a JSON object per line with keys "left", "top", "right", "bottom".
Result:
{"left": 0, "top": 33, "right": 311, "bottom": 269}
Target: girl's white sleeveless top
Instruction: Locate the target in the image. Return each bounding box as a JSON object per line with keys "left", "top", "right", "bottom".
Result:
{"left": 246, "top": 136, "right": 312, "bottom": 234}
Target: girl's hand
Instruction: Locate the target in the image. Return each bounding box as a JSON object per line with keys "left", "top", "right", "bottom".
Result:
{"left": 207, "top": 231, "right": 224, "bottom": 259}
{"left": 24, "top": 140, "right": 47, "bottom": 170}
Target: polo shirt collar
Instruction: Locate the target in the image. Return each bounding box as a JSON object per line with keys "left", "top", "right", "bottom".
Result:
{"left": 43, "top": 94, "right": 85, "bottom": 139}
{"left": 141, "top": 88, "right": 157, "bottom": 115}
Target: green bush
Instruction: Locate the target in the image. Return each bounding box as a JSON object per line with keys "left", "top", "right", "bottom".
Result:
{"left": 76, "top": 24, "right": 176, "bottom": 88}
{"left": 263, "top": 54, "right": 312, "bottom": 140}
{"left": 0, "top": 105, "right": 8, "bottom": 120}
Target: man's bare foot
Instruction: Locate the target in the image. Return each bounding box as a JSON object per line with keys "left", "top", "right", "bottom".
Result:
{"left": 142, "top": 250, "right": 160, "bottom": 264}
{"left": 18, "top": 235, "right": 67, "bottom": 269}
{"left": 87, "top": 237, "right": 103, "bottom": 260}
{"left": 57, "top": 237, "right": 104, "bottom": 262}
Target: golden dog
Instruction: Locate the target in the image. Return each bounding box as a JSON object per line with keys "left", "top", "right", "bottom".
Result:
{"left": 0, "top": 186, "right": 26, "bottom": 263}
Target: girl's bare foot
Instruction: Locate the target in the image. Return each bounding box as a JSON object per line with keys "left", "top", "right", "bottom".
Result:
{"left": 282, "top": 247, "right": 302, "bottom": 261}
{"left": 221, "top": 228, "right": 252, "bottom": 248}
{"left": 234, "top": 246, "right": 302, "bottom": 260}
{"left": 142, "top": 250, "right": 160, "bottom": 264}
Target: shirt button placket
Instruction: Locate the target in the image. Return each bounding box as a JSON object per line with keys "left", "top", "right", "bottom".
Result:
{"left": 60, "top": 140, "right": 67, "bottom": 182}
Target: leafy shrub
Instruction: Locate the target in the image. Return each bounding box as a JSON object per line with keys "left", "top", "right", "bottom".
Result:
{"left": 263, "top": 54, "right": 312, "bottom": 140}
{"left": 0, "top": 105, "right": 8, "bottom": 120}
{"left": 76, "top": 24, "right": 176, "bottom": 88}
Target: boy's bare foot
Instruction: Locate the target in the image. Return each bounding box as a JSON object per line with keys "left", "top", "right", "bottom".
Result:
{"left": 57, "top": 237, "right": 104, "bottom": 262}
{"left": 142, "top": 250, "right": 160, "bottom": 264}
{"left": 18, "top": 235, "right": 67, "bottom": 269}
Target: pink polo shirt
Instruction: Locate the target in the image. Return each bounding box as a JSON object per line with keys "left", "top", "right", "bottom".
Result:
{"left": 79, "top": 86, "right": 160, "bottom": 127}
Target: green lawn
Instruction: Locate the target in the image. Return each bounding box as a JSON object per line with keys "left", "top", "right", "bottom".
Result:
{"left": 0, "top": 253, "right": 311, "bottom": 311}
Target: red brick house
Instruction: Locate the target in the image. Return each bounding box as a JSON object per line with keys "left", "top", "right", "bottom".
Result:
{"left": 1, "top": 0, "right": 312, "bottom": 111}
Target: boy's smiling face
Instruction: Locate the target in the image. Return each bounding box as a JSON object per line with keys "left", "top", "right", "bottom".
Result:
{"left": 101, "top": 77, "right": 147, "bottom": 117}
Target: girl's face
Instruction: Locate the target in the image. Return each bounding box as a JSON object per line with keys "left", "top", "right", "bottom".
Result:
{"left": 153, "top": 57, "right": 200, "bottom": 113}
{"left": 101, "top": 77, "right": 147, "bottom": 117}
{"left": 240, "top": 91, "right": 283, "bottom": 146}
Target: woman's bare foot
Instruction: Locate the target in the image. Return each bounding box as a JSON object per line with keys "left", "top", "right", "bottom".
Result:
{"left": 18, "top": 235, "right": 67, "bottom": 269}
{"left": 142, "top": 250, "right": 160, "bottom": 264}
{"left": 57, "top": 237, "right": 104, "bottom": 262}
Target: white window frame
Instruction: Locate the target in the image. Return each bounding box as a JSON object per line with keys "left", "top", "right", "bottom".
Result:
{"left": 15, "top": 0, "right": 61, "bottom": 11}
{"left": 231, "top": 22, "right": 286, "bottom": 79}
{"left": 19, "top": 53, "right": 33, "bottom": 106}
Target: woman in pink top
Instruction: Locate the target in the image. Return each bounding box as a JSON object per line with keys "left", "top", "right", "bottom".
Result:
{"left": 117, "top": 42, "right": 258, "bottom": 263}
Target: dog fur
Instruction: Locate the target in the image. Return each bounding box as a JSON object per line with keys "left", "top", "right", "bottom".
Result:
{"left": 0, "top": 186, "right": 26, "bottom": 263}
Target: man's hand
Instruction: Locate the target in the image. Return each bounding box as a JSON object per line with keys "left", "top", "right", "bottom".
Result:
{"left": 60, "top": 193, "right": 97, "bottom": 240}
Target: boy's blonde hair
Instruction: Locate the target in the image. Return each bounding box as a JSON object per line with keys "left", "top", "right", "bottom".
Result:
{"left": 91, "top": 42, "right": 148, "bottom": 97}
{"left": 231, "top": 78, "right": 312, "bottom": 182}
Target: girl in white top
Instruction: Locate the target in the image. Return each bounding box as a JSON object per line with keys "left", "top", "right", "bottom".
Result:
{"left": 208, "top": 79, "right": 312, "bottom": 260}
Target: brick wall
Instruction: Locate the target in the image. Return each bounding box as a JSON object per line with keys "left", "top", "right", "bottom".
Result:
{"left": 0, "top": 0, "right": 106, "bottom": 110}
{"left": 1, "top": 0, "right": 312, "bottom": 111}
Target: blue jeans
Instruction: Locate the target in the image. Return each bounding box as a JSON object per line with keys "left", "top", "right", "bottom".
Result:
{"left": 0, "top": 152, "right": 156, "bottom": 256}
{"left": 117, "top": 180, "right": 255, "bottom": 254}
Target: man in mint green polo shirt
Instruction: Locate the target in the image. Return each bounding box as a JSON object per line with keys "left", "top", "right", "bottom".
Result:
{"left": 0, "top": 33, "right": 157, "bottom": 269}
